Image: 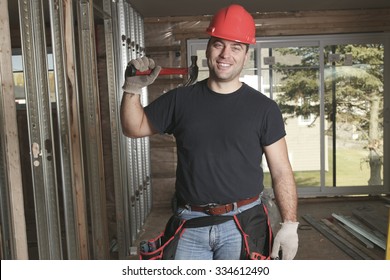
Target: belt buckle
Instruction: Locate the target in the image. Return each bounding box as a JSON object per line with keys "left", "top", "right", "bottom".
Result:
{"left": 204, "top": 203, "right": 218, "bottom": 215}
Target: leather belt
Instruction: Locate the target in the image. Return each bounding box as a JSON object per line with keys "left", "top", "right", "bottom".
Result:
{"left": 188, "top": 196, "right": 259, "bottom": 216}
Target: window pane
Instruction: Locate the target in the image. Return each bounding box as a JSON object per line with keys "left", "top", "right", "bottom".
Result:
{"left": 13, "top": 53, "right": 56, "bottom": 103}
{"left": 324, "top": 44, "right": 384, "bottom": 187}
{"left": 261, "top": 46, "right": 321, "bottom": 188}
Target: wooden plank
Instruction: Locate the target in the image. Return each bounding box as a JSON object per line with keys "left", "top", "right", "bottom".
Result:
{"left": 253, "top": 13, "right": 390, "bottom": 26}
{"left": 144, "top": 15, "right": 212, "bottom": 23}
{"left": 175, "top": 28, "right": 390, "bottom": 40}
{"left": 145, "top": 45, "right": 181, "bottom": 53}
{"left": 77, "top": 0, "right": 109, "bottom": 259}
{"left": 146, "top": 8, "right": 390, "bottom": 40}
{"left": 63, "top": 0, "right": 89, "bottom": 259}
{"left": 0, "top": 0, "right": 28, "bottom": 259}
{"left": 386, "top": 205, "right": 390, "bottom": 260}
{"left": 143, "top": 9, "right": 390, "bottom": 23}
{"left": 252, "top": 9, "right": 390, "bottom": 20}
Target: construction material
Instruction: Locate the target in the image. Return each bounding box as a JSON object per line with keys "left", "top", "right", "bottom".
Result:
{"left": 19, "top": 0, "right": 62, "bottom": 259}
{"left": 0, "top": 0, "right": 28, "bottom": 259}
{"left": 302, "top": 214, "right": 372, "bottom": 260}
{"left": 332, "top": 213, "right": 386, "bottom": 250}
{"left": 115, "top": 0, "right": 156, "bottom": 256}
{"left": 352, "top": 208, "right": 387, "bottom": 236}
{"left": 322, "top": 219, "right": 374, "bottom": 249}
{"left": 337, "top": 223, "right": 374, "bottom": 248}
{"left": 386, "top": 204, "right": 390, "bottom": 260}
{"left": 321, "top": 219, "right": 384, "bottom": 259}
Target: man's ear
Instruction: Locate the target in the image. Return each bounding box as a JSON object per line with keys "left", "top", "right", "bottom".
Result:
{"left": 244, "top": 51, "right": 249, "bottom": 64}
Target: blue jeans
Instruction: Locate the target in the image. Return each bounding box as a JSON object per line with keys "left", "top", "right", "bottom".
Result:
{"left": 174, "top": 197, "right": 261, "bottom": 260}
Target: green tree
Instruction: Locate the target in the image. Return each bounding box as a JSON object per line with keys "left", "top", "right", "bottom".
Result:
{"left": 274, "top": 44, "right": 384, "bottom": 185}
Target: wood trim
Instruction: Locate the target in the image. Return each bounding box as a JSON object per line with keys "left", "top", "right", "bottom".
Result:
{"left": 144, "top": 8, "right": 390, "bottom": 40}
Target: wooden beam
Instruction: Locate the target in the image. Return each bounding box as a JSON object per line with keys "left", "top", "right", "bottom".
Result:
{"left": 0, "top": 0, "right": 28, "bottom": 260}
{"left": 144, "top": 9, "right": 390, "bottom": 24}
{"left": 386, "top": 205, "right": 390, "bottom": 260}
{"left": 145, "top": 8, "right": 390, "bottom": 41}
{"left": 77, "top": 0, "right": 109, "bottom": 259}
{"left": 145, "top": 45, "right": 181, "bottom": 53}
{"left": 63, "top": 0, "right": 90, "bottom": 259}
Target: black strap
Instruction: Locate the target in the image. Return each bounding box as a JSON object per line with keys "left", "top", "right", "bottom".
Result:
{"left": 183, "top": 215, "right": 233, "bottom": 228}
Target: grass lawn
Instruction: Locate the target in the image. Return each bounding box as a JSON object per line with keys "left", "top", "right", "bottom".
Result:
{"left": 264, "top": 146, "right": 382, "bottom": 188}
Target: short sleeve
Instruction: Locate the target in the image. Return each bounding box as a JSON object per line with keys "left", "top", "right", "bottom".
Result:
{"left": 144, "top": 89, "right": 177, "bottom": 134}
{"left": 260, "top": 101, "right": 286, "bottom": 146}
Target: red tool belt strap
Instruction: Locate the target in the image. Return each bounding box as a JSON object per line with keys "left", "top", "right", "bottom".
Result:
{"left": 188, "top": 196, "right": 258, "bottom": 215}
{"left": 139, "top": 203, "right": 272, "bottom": 260}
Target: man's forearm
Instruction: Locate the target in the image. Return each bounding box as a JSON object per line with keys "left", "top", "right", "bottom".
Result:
{"left": 120, "top": 57, "right": 161, "bottom": 138}
{"left": 273, "top": 173, "right": 298, "bottom": 222}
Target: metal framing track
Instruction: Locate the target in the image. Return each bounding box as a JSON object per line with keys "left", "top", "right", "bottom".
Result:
{"left": 102, "top": 0, "right": 126, "bottom": 259}
{"left": 1, "top": 0, "right": 153, "bottom": 259}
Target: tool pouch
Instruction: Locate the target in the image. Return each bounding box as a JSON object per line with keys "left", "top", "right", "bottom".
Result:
{"left": 139, "top": 214, "right": 185, "bottom": 260}
{"left": 234, "top": 204, "right": 273, "bottom": 260}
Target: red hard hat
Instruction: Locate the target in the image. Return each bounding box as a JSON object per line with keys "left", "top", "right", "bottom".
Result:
{"left": 206, "top": 4, "right": 256, "bottom": 45}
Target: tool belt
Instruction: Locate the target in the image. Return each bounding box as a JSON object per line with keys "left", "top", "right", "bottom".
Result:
{"left": 139, "top": 203, "right": 273, "bottom": 260}
{"left": 187, "top": 196, "right": 259, "bottom": 215}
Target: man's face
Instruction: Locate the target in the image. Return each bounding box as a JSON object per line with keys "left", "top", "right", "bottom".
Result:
{"left": 206, "top": 37, "right": 249, "bottom": 82}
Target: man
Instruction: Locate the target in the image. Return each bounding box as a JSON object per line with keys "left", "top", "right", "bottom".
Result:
{"left": 121, "top": 4, "right": 298, "bottom": 260}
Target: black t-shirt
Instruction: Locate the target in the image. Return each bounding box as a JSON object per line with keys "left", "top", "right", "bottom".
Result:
{"left": 144, "top": 79, "right": 286, "bottom": 205}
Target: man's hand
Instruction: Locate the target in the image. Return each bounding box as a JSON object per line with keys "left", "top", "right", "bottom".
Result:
{"left": 271, "top": 221, "right": 299, "bottom": 260}
{"left": 122, "top": 57, "right": 161, "bottom": 95}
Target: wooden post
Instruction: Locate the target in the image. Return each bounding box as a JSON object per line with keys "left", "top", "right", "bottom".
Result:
{"left": 0, "top": 0, "right": 28, "bottom": 259}
{"left": 77, "top": 0, "right": 109, "bottom": 259}
{"left": 386, "top": 204, "right": 390, "bottom": 260}
{"left": 63, "top": 0, "right": 90, "bottom": 260}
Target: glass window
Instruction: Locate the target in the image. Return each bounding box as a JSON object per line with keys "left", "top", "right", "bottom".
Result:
{"left": 13, "top": 52, "right": 56, "bottom": 104}
{"left": 324, "top": 43, "right": 384, "bottom": 187}
{"left": 259, "top": 44, "right": 322, "bottom": 188}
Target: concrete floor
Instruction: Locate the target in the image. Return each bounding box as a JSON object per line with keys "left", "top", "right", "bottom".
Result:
{"left": 130, "top": 195, "right": 389, "bottom": 260}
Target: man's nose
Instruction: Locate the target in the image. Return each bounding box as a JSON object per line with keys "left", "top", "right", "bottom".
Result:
{"left": 219, "top": 46, "right": 231, "bottom": 57}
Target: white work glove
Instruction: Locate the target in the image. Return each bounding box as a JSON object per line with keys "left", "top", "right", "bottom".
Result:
{"left": 271, "top": 221, "right": 299, "bottom": 260}
{"left": 122, "top": 57, "right": 161, "bottom": 95}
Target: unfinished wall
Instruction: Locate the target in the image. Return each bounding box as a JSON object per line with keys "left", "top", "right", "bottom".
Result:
{"left": 5, "top": 4, "right": 390, "bottom": 259}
